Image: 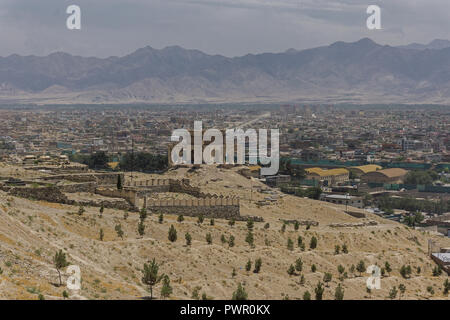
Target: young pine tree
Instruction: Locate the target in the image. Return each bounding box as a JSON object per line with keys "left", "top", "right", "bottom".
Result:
{"left": 287, "top": 238, "right": 294, "bottom": 251}
{"left": 254, "top": 258, "right": 262, "bottom": 273}
{"left": 303, "top": 291, "right": 311, "bottom": 300}
{"left": 232, "top": 283, "right": 248, "bottom": 300}
{"left": 168, "top": 225, "right": 177, "bottom": 242}
{"left": 228, "top": 235, "right": 235, "bottom": 248}
{"left": 160, "top": 275, "right": 173, "bottom": 300}
{"left": 53, "top": 250, "right": 68, "bottom": 287}
{"left": 115, "top": 224, "right": 124, "bottom": 239}
{"left": 138, "top": 220, "right": 145, "bottom": 236}
{"left": 141, "top": 258, "right": 163, "bottom": 300}
{"left": 309, "top": 236, "right": 317, "bottom": 249}
{"left": 335, "top": 284, "right": 344, "bottom": 300}
{"left": 185, "top": 232, "right": 192, "bottom": 246}
{"left": 295, "top": 258, "right": 303, "bottom": 272}
{"left": 314, "top": 282, "right": 324, "bottom": 300}
{"left": 245, "top": 259, "right": 252, "bottom": 272}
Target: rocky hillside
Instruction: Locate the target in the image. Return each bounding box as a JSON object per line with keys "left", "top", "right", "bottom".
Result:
{"left": 0, "top": 164, "right": 449, "bottom": 300}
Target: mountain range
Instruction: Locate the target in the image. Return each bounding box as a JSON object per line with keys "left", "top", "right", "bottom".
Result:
{"left": 2, "top": 38, "right": 450, "bottom": 105}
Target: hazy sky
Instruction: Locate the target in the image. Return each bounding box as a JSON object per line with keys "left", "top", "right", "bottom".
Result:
{"left": 0, "top": 0, "right": 449, "bottom": 57}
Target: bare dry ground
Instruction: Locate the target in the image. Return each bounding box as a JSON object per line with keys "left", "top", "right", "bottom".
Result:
{"left": 0, "top": 164, "right": 449, "bottom": 300}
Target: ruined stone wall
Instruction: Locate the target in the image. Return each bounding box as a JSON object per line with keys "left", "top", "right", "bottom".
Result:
{"left": 95, "top": 187, "right": 137, "bottom": 206}
{"left": 145, "top": 197, "right": 246, "bottom": 220}
{"left": 39, "top": 173, "right": 123, "bottom": 186}
{"left": 8, "top": 186, "right": 70, "bottom": 203}
{"left": 58, "top": 182, "right": 97, "bottom": 193}
{"left": 149, "top": 205, "right": 240, "bottom": 219}
{"left": 126, "top": 178, "right": 215, "bottom": 198}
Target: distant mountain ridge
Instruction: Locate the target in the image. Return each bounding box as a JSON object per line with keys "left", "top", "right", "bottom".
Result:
{"left": 2, "top": 38, "right": 450, "bottom": 104}
{"left": 397, "top": 39, "right": 450, "bottom": 50}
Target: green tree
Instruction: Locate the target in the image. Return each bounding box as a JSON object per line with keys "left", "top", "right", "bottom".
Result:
{"left": 62, "top": 290, "right": 69, "bottom": 300}
{"left": 139, "top": 208, "right": 147, "bottom": 221}
{"left": 388, "top": 286, "right": 398, "bottom": 300}
{"left": 99, "top": 228, "right": 104, "bottom": 241}
{"left": 158, "top": 213, "right": 164, "bottom": 224}
{"left": 228, "top": 235, "right": 235, "bottom": 248}
{"left": 444, "top": 279, "right": 450, "bottom": 295}
{"left": 210, "top": 218, "right": 215, "bottom": 226}
{"left": 303, "top": 291, "right": 311, "bottom": 300}
{"left": 309, "top": 236, "right": 317, "bottom": 249}
{"left": 287, "top": 264, "right": 295, "bottom": 276}
{"left": 385, "top": 262, "right": 392, "bottom": 276}
{"left": 141, "top": 258, "right": 164, "bottom": 300}
{"left": 228, "top": 219, "right": 235, "bottom": 227}
{"left": 311, "top": 264, "right": 317, "bottom": 273}
{"left": 398, "top": 284, "right": 406, "bottom": 299}
{"left": 247, "top": 219, "right": 254, "bottom": 231}
{"left": 342, "top": 244, "right": 348, "bottom": 254}
{"left": 297, "top": 236, "right": 303, "bottom": 247}
{"left": 232, "top": 283, "right": 248, "bottom": 300}
{"left": 99, "top": 204, "right": 104, "bottom": 217}
{"left": 314, "top": 282, "right": 324, "bottom": 300}
{"left": 334, "top": 284, "right": 344, "bottom": 300}
{"left": 334, "top": 245, "right": 340, "bottom": 255}
{"left": 138, "top": 221, "right": 145, "bottom": 236}
{"left": 53, "top": 250, "right": 68, "bottom": 286}
{"left": 177, "top": 214, "right": 184, "bottom": 223}
{"left": 197, "top": 215, "right": 204, "bottom": 225}
{"left": 245, "top": 231, "right": 254, "bottom": 247}
{"left": 294, "top": 258, "right": 303, "bottom": 273}
{"left": 115, "top": 224, "right": 124, "bottom": 239}
{"left": 294, "top": 221, "right": 300, "bottom": 231}
{"left": 185, "top": 232, "right": 192, "bottom": 246}
{"left": 254, "top": 258, "right": 262, "bottom": 273}
{"left": 356, "top": 260, "right": 366, "bottom": 276}
{"left": 337, "top": 265, "right": 345, "bottom": 276}
{"left": 323, "top": 272, "right": 332, "bottom": 287}
{"left": 400, "top": 265, "right": 412, "bottom": 279}
{"left": 168, "top": 225, "right": 177, "bottom": 242}
{"left": 220, "top": 234, "right": 227, "bottom": 244}
{"left": 245, "top": 259, "right": 252, "bottom": 272}
{"left": 287, "top": 238, "right": 294, "bottom": 251}
{"left": 160, "top": 275, "right": 173, "bottom": 300}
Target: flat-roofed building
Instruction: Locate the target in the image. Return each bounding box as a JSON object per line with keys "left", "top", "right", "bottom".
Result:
{"left": 320, "top": 193, "right": 364, "bottom": 208}
{"left": 305, "top": 167, "right": 349, "bottom": 186}
{"left": 361, "top": 168, "right": 408, "bottom": 184}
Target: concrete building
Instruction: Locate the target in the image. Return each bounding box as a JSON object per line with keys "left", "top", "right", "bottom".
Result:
{"left": 305, "top": 167, "right": 349, "bottom": 186}
{"left": 320, "top": 193, "right": 364, "bottom": 209}
{"left": 361, "top": 168, "right": 408, "bottom": 184}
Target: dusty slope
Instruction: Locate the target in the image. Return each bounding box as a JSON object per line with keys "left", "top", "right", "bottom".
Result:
{"left": 0, "top": 165, "right": 449, "bottom": 300}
